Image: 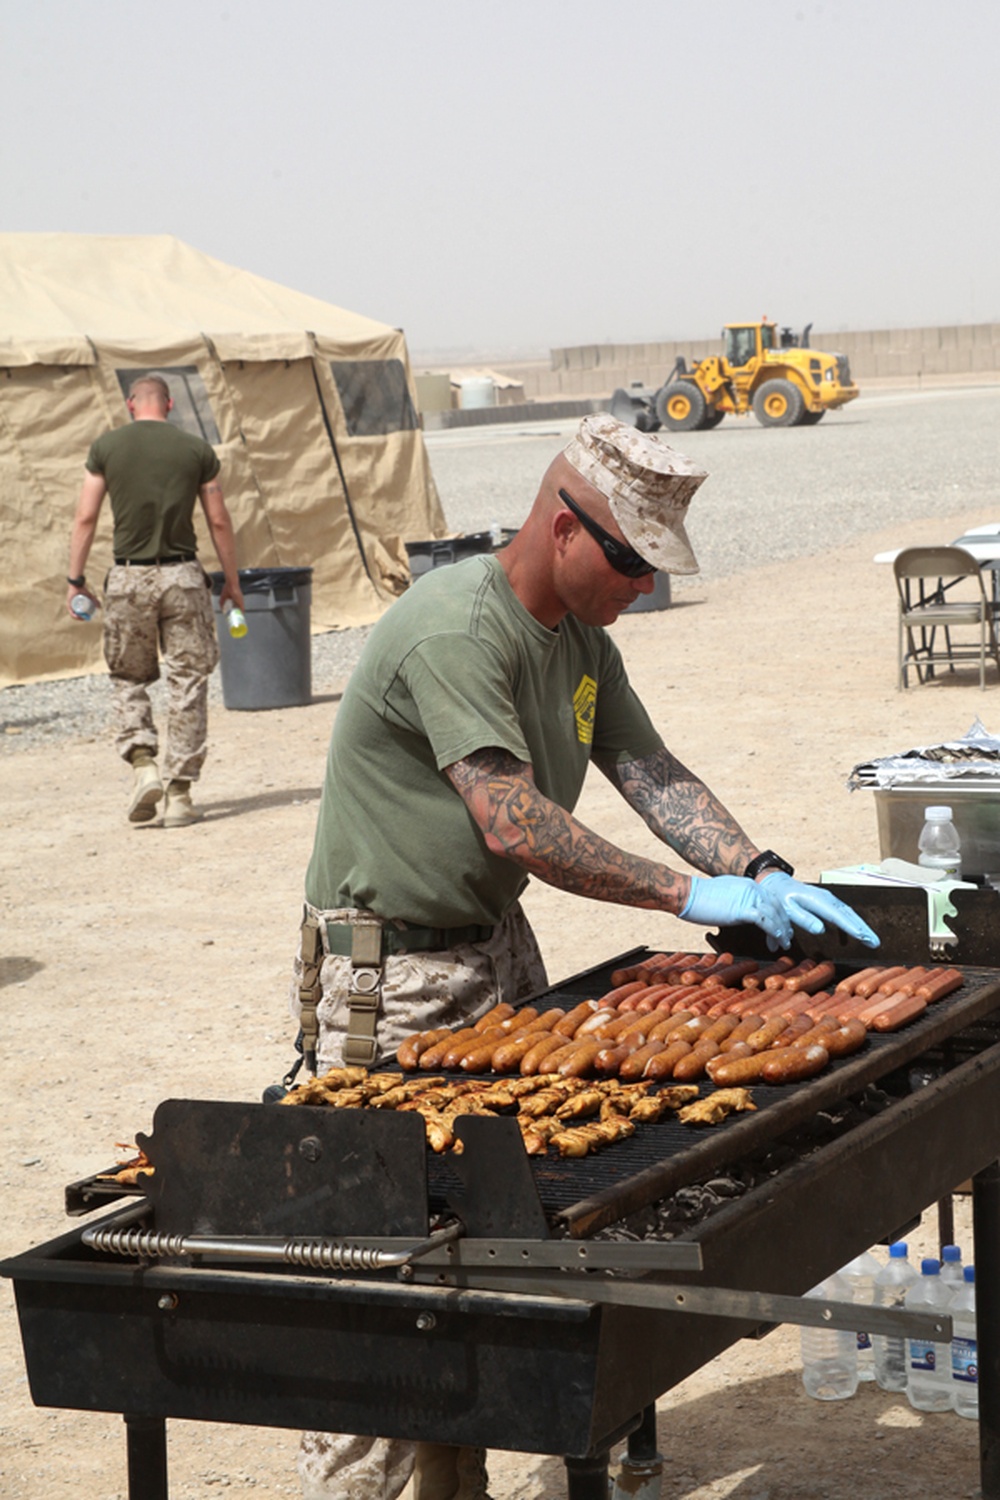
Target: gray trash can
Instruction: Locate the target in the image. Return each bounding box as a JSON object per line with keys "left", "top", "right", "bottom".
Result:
{"left": 210, "top": 567, "right": 313, "bottom": 710}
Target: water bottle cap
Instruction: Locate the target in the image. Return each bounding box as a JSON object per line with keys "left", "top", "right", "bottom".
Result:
{"left": 889, "top": 1242, "right": 908, "bottom": 1257}
{"left": 965, "top": 1265, "right": 975, "bottom": 1283}
{"left": 921, "top": 1258, "right": 940, "bottom": 1275}
{"left": 942, "top": 1244, "right": 962, "bottom": 1262}
{"left": 924, "top": 805, "right": 953, "bottom": 821}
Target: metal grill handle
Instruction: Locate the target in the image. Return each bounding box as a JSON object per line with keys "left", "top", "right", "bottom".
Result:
{"left": 81, "top": 1220, "right": 463, "bottom": 1270}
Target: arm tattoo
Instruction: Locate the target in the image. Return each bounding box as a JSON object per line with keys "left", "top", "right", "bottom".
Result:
{"left": 594, "top": 747, "right": 757, "bottom": 877}
{"left": 446, "top": 747, "right": 691, "bottom": 912}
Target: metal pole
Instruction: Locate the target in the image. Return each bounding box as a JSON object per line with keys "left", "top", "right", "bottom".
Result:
{"left": 565, "top": 1452, "right": 611, "bottom": 1500}
{"left": 124, "top": 1414, "right": 168, "bottom": 1500}
{"left": 938, "top": 1194, "right": 955, "bottom": 1253}
{"left": 611, "top": 1406, "right": 664, "bottom": 1500}
{"left": 973, "top": 1161, "right": 1000, "bottom": 1499}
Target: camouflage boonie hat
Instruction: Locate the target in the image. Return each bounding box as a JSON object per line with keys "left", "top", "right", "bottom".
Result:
{"left": 562, "top": 414, "right": 706, "bottom": 575}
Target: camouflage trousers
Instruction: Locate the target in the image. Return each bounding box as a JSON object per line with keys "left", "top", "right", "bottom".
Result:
{"left": 102, "top": 560, "right": 220, "bottom": 782}
{"left": 291, "top": 901, "right": 547, "bottom": 1500}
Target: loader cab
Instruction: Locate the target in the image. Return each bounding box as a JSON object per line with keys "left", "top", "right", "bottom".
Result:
{"left": 724, "top": 323, "right": 771, "bottom": 368}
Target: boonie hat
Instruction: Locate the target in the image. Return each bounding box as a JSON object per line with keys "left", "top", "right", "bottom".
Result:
{"left": 562, "top": 414, "right": 706, "bottom": 574}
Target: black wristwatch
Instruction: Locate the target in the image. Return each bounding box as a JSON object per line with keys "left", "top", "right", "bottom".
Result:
{"left": 744, "top": 849, "right": 795, "bottom": 881}
{"left": 66, "top": 574, "right": 86, "bottom": 588}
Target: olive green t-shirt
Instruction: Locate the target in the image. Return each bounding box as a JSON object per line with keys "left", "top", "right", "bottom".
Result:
{"left": 304, "top": 555, "right": 664, "bottom": 927}
{"left": 86, "top": 420, "right": 220, "bottom": 560}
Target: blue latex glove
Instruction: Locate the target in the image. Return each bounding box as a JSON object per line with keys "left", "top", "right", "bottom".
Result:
{"left": 681, "top": 874, "right": 793, "bottom": 949}
{"left": 758, "top": 871, "right": 880, "bottom": 948}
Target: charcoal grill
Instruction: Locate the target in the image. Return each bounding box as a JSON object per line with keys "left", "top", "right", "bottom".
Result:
{"left": 7, "top": 886, "right": 1000, "bottom": 1500}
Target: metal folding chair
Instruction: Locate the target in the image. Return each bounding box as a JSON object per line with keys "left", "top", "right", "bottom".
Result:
{"left": 895, "top": 545, "right": 1000, "bottom": 690}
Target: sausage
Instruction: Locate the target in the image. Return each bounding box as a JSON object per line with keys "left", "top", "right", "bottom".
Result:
{"left": 761, "top": 1043, "right": 830, "bottom": 1084}
{"left": 756, "top": 988, "right": 829, "bottom": 1020}
{"left": 688, "top": 987, "right": 742, "bottom": 1015}
{"left": 718, "top": 1014, "right": 766, "bottom": 1050}
{"left": 665, "top": 1015, "right": 715, "bottom": 1046}
{"left": 671, "top": 1041, "right": 726, "bottom": 1081}
{"left": 665, "top": 986, "right": 712, "bottom": 1012}
{"left": 764, "top": 960, "right": 816, "bottom": 990}
{"left": 458, "top": 1040, "right": 506, "bottom": 1073}
{"left": 396, "top": 1027, "right": 452, "bottom": 1070}
{"left": 768, "top": 1014, "right": 816, "bottom": 1047}
{"left": 788, "top": 1015, "right": 841, "bottom": 1048}
{"left": 643, "top": 1038, "right": 694, "bottom": 1079}
{"left": 874, "top": 966, "right": 930, "bottom": 997}
{"left": 871, "top": 994, "right": 929, "bottom": 1031}
{"left": 575, "top": 1007, "right": 622, "bottom": 1038}
{"left": 804, "top": 1017, "right": 869, "bottom": 1057}
{"left": 745, "top": 1015, "right": 796, "bottom": 1052}
{"left": 519, "top": 1032, "right": 572, "bottom": 1074}
{"left": 558, "top": 1041, "right": 605, "bottom": 1078}
{"left": 592, "top": 980, "right": 649, "bottom": 1010}
{"left": 473, "top": 1002, "right": 516, "bottom": 1031}
{"left": 618, "top": 1038, "right": 676, "bottom": 1081}
{"left": 834, "top": 965, "right": 885, "bottom": 995}
{"left": 633, "top": 983, "right": 686, "bottom": 1013}
{"left": 492, "top": 1032, "right": 551, "bottom": 1073}
{"left": 855, "top": 966, "right": 907, "bottom": 999}
{"left": 852, "top": 991, "right": 917, "bottom": 1026}
{"left": 647, "top": 1010, "right": 696, "bottom": 1041}
{"left": 705, "top": 1050, "right": 770, "bottom": 1086}
{"left": 553, "top": 1000, "right": 602, "bottom": 1037}
{"left": 742, "top": 956, "right": 796, "bottom": 989}
{"left": 914, "top": 968, "right": 964, "bottom": 1004}
{"left": 831, "top": 989, "right": 889, "bottom": 1024}
{"left": 782, "top": 962, "right": 837, "bottom": 995}
{"left": 703, "top": 959, "right": 762, "bottom": 990}
{"left": 419, "top": 1027, "right": 481, "bottom": 1070}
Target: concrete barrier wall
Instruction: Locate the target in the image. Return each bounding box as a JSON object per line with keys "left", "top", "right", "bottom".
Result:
{"left": 493, "top": 323, "right": 1000, "bottom": 399}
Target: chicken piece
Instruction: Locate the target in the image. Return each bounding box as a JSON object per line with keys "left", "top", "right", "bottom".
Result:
{"left": 368, "top": 1079, "right": 446, "bottom": 1109}
{"left": 470, "top": 1084, "right": 520, "bottom": 1112}
{"left": 315, "top": 1066, "right": 370, "bottom": 1089}
{"left": 97, "top": 1146, "right": 154, "bottom": 1184}
{"left": 627, "top": 1086, "right": 700, "bottom": 1122}
{"left": 519, "top": 1080, "right": 588, "bottom": 1118}
{"left": 555, "top": 1089, "right": 605, "bottom": 1121}
{"left": 422, "top": 1112, "right": 455, "bottom": 1153}
{"left": 677, "top": 1088, "right": 756, "bottom": 1125}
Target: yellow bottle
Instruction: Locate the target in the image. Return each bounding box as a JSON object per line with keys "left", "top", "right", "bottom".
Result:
{"left": 222, "top": 600, "right": 248, "bottom": 638}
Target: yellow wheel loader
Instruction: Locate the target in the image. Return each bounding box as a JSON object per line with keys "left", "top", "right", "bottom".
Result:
{"left": 611, "top": 320, "right": 859, "bottom": 432}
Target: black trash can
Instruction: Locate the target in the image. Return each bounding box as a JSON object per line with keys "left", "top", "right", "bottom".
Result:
{"left": 210, "top": 567, "right": 313, "bottom": 710}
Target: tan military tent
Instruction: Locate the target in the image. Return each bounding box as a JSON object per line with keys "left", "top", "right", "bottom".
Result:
{"left": 0, "top": 232, "right": 446, "bottom": 687}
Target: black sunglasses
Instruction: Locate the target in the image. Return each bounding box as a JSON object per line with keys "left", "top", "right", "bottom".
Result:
{"left": 557, "top": 489, "right": 656, "bottom": 578}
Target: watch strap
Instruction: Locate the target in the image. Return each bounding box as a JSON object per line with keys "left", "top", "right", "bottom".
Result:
{"left": 744, "top": 849, "right": 795, "bottom": 881}
{"left": 66, "top": 574, "right": 86, "bottom": 587}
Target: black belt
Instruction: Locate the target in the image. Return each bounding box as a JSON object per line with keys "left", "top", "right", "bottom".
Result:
{"left": 114, "top": 554, "right": 195, "bottom": 566}
{"left": 324, "top": 920, "right": 495, "bottom": 957}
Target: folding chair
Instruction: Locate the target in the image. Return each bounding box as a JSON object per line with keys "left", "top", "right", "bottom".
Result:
{"left": 894, "top": 545, "right": 1000, "bottom": 690}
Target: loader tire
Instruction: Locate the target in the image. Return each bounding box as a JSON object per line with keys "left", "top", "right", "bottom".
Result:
{"left": 656, "top": 382, "right": 706, "bottom": 432}
{"left": 701, "top": 408, "right": 726, "bottom": 428}
{"left": 797, "top": 409, "right": 825, "bottom": 425}
{"left": 635, "top": 408, "right": 661, "bottom": 433}
{"left": 752, "top": 379, "right": 804, "bottom": 427}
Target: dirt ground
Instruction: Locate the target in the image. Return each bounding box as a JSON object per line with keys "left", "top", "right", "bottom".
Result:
{"left": 2, "top": 502, "right": 995, "bottom": 1499}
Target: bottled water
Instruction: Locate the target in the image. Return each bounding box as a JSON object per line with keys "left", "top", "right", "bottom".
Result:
{"left": 941, "top": 1244, "right": 964, "bottom": 1288}
{"left": 222, "top": 600, "right": 248, "bottom": 638}
{"left": 839, "top": 1248, "right": 882, "bottom": 1381}
{"left": 800, "top": 1272, "right": 859, "bottom": 1401}
{"left": 951, "top": 1265, "right": 978, "bottom": 1420}
{"left": 874, "top": 1242, "right": 919, "bottom": 1391}
{"left": 917, "top": 806, "right": 962, "bottom": 878}
{"left": 906, "top": 1259, "right": 954, "bottom": 1412}
{"left": 70, "top": 593, "right": 98, "bottom": 621}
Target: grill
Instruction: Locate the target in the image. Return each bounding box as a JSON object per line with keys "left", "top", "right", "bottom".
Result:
{"left": 7, "top": 887, "right": 1000, "bottom": 1500}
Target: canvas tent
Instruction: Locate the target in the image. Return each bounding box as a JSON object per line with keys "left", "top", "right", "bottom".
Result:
{"left": 0, "top": 232, "right": 447, "bottom": 687}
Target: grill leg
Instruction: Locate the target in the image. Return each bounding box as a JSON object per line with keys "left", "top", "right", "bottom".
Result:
{"left": 565, "top": 1451, "right": 611, "bottom": 1500}
{"left": 611, "top": 1405, "right": 663, "bottom": 1500}
{"left": 124, "top": 1413, "right": 168, "bottom": 1500}
{"left": 974, "top": 1161, "right": 1000, "bottom": 1500}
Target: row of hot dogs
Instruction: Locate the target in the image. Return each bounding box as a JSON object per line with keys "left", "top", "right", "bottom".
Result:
{"left": 396, "top": 952, "right": 965, "bottom": 1088}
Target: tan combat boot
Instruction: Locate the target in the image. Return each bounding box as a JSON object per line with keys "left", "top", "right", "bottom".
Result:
{"left": 163, "top": 779, "right": 200, "bottom": 828}
{"left": 127, "top": 751, "right": 163, "bottom": 824}
{"left": 413, "top": 1444, "right": 491, "bottom": 1500}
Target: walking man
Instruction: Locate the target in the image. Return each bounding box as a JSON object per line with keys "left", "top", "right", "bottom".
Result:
{"left": 66, "top": 372, "right": 243, "bottom": 826}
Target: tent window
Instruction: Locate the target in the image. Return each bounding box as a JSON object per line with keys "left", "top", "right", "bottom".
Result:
{"left": 115, "top": 366, "right": 221, "bottom": 444}
{"left": 330, "top": 359, "right": 417, "bottom": 436}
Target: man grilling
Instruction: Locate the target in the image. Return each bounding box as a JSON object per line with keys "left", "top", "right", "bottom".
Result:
{"left": 291, "top": 413, "right": 878, "bottom": 1500}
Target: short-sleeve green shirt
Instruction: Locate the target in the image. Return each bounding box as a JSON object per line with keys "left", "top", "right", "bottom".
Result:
{"left": 86, "top": 420, "right": 220, "bottom": 560}
{"left": 305, "top": 555, "right": 663, "bottom": 927}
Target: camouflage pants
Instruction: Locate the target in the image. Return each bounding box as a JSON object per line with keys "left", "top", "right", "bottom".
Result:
{"left": 291, "top": 901, "right": 548, "bottom": 1500}
{"left": 102, "top": 561, "right": 219, "bottom": 782}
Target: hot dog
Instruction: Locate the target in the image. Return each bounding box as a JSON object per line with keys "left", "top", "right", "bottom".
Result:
{"left": 742, "top": 956, "right": 796, "bottom": 989}
{"left": 834, "top": 965, "right": 885, "bottom": 995}
{"left": 558, "top": 1041, "right": 605, "bottom": 1077}
{"left": 914, "top": 968, "right": 964, "bottom": 1004}
{"left": 768, "top": 1014, "right": 816, "bottom": 1048}
{"left": 874, "top": 966, "right": 930, "bottom": 997}
{"left": 852, "top": 991, "right": 917, "bottom": 1027}
{"left": 854, "top": 967, "right": 907, "bottom": 999}
{"left": 705, "top": 1050, "right": 770, "bottom": 1085}
{"left": 803, "top": 1017, "right": 869, "bottom": 1057}
{"left": 553, "top": 1000, "right": 602, "bottom": 1037}
{"left": 473, "top": 1002, "right": 517, "bottom": 1031}
{"left": 764, "top": 960, "right": 816, "bottom": 990}
{"left": 519, "top": 1032, "right": 572, "bottom": 1074}
{"left": 420, "top": 1027, "right": 481, "bottom": 1070}
{"left": 592, "top": 980, "right": 649, "bottom": 1009}
{"left": 761, "top": 1043, "right": 830, "bottom": 1084}
{"left": 782, "top": 961, "right": 837, "bottom": 994}
{"left": 491, "top": 1032, "right": 551, "bottom": 1073}
{"left": 870, "top": 994, "right": 929, "bottom": 1031}
{"left": 745, "top": 1015, "right": 795, "bottom": 1052}
{"left": 717, "top": 1014, "right": 766, "bottom": 1050}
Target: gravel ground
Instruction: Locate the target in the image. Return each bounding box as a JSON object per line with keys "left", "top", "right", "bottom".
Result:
{"left": 3, "top": 382, "right": 999, "bottom": 754}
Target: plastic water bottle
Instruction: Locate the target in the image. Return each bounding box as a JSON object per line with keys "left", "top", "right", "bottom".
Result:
{"left": 838, "top": 1248, "right": 881, "bottom": 1381}
{"left": 222, "top": 600, "right": 248, "bottom": 638}
{"left": 918, "top": 806, "right": 962, "bottom": 878}
{"left": 800, "top": 1272, "right": 859, "bottom": 1401}
{"left": 906, "top": 1259, "right": 954, "bottom": 1411}
{"left": 873, "top": 1242, "right": 919, "bottom": 1392}
{"left": 951, "top": 1265, "right": 978, "bottom": 1420}
{"left": 941, "top": 1244, "right": 964, "bottom": 1289}
{"left": 70, "top": 593, "right": 98, "bottom": 621}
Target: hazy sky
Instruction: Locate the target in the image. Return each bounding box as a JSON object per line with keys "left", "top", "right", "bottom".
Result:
{"left": 4, "top": 0, "right": 999, "bottom": 360}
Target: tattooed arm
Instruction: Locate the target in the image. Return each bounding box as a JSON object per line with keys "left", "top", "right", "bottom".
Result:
{"left": 445, "top": 746, "right": 699, "bottom": 914}
{"left": 593, "top": 746, "right": 759, "bottom": 876}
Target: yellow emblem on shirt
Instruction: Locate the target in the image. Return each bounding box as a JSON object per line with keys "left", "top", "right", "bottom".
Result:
{"left": 573, "top": 674, "right": 597, "bottom": 744}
